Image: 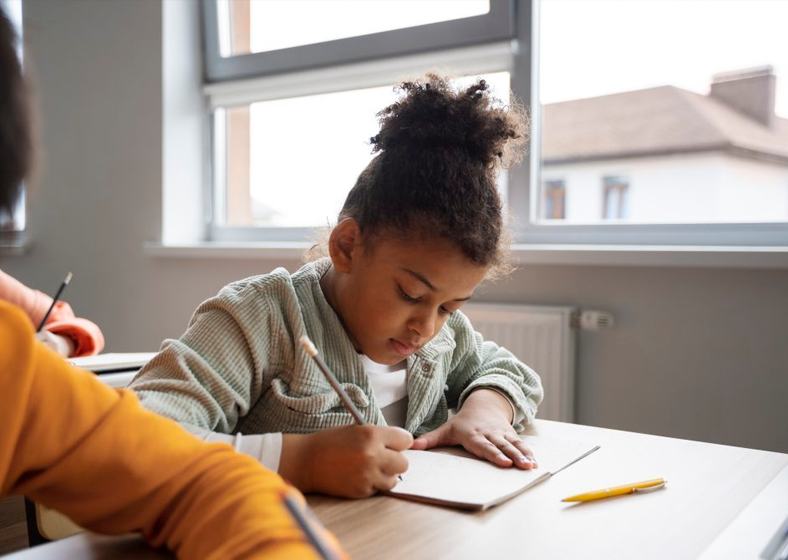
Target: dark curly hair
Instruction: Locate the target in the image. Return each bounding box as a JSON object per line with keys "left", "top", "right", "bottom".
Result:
{"left": 0, "top": 7, "right": 31, "bottom": 218}
{"left": 337, "top": 72, "right": 528, "bottom": 277}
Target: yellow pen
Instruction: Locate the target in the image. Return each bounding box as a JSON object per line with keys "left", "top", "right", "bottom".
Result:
{"left": 561, "top": 477, "right": 667, "bottom": 502}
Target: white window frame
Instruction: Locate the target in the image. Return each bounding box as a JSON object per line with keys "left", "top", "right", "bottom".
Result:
{"left": 201, "top": 0, "right": 514, "bottom": 82}
{"left": 199, "top": 0, "right": 788, "bottom": 250}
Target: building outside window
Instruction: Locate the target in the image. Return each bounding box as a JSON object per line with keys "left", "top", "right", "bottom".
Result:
{"left": 538, "top": 1, "right": 788, "bottom": 229}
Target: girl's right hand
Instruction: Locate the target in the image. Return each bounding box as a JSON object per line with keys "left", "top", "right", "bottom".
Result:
{"left": 36, "top": 330, "right": 76, "bottom": 357}
{"left": 280, "top": 425, "right": 412, "bottom": 498}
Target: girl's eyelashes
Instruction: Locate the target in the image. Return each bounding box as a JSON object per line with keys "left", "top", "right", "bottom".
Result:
{"left": 397, "top": 284, "right": 457, "bottom": 316}
{"left": 397, "top": 285, "right": 421, "bottom": 303}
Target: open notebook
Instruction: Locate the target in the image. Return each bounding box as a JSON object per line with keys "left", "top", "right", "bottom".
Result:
{"left": 386, "top": 436, "right": 600, "bottom": 511}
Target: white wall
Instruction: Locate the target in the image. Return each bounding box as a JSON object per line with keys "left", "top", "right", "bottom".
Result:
{"left": 5, "top": 0, "right": 788, "bottom": 454}
{"left": 544, "top": 152, "right": 788, "bottom": 222}
{"left": 719, "top": 156, "right": 788, "bottom": 220}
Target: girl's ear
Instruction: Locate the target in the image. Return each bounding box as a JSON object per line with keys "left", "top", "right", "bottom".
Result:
{"left": 328, "top": 218, "right": 362, "bottom": 273}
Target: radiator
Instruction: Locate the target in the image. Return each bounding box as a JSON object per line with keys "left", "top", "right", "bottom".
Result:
{"left": 461, "top": 303, "right": 577, "bottom": 423}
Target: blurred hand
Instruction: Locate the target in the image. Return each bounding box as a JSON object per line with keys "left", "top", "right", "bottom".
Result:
{"left": 411, "top": 389, "right": 538, "bottom": 470}
{"left": 36, "top": 330, "right": 75, "bottom": 357}
{"left": 280, "top": 425, "right": 413, "bottom": 498}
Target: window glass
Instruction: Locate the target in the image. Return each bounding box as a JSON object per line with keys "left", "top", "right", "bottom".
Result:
{"left": 218, "top": 0, "right": 490, "bottom": 57}
{"left": 538, "top": 0, "right": 788, "bottom": 224}
{"left": 214, "top": 72, "right": 510, "bottom": 228}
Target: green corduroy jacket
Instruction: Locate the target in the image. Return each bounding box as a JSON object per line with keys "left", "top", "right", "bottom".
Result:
{"left": 131, "top": 258, "right": 544, "bottom": 437}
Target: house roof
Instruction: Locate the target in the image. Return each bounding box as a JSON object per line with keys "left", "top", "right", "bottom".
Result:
{"left": 541, "top": 85, "right": 788, "bottom": 165}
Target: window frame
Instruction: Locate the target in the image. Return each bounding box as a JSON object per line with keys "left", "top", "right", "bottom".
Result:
{"left": 206, "top": 46, "right": 515, "bottom": 243}
{"left": 202, "top": 0, "right": 514, "bottom": 82}
{"left": 200, "top": 0, "right": 788, "bottom": 249}
{"left": 202, "top": 0, "right": 517, "bottom": 244}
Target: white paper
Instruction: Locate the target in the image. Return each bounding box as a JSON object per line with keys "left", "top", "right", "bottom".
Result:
{"left": 388, "top": 436, "right": 598, "bottom": 510}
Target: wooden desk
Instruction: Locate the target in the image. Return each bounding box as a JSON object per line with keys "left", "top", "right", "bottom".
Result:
{"left": 7, "top": 420, "right": 788, "bottom": 560}
{"left": 309, "top": 420, "right": 788, "bottom": 560}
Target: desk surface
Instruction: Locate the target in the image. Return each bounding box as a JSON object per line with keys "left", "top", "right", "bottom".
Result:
{"left": 8, "top": 420, "right": 788, "bottom": 560}
{"left": 309, "top": 420, "right": 788, "bottom": 560}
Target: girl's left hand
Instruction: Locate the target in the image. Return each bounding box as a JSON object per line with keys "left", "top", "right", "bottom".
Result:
{"left": 410, "top": 388, "right": 538, "bottom": 469}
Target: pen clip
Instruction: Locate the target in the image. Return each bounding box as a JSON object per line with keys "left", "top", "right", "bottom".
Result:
{"left": 632, "top": 481, "right": 667, "bottom": 494}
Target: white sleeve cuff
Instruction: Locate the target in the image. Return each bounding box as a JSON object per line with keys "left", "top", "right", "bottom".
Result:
{"left": 482, "top": 387, "right": 525, "bottom": 425}
{"left": 191, "top": 427, "right": 284, "bottom": 472}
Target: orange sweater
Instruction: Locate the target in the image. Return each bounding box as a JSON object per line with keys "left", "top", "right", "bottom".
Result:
{"left": 0, "top": 300, "right": 346, "bottom": 560}
{"left": 0, "top": 269, "right": 104, "bottom": 356}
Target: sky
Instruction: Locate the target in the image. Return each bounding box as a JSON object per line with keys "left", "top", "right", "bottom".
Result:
{"left": 246, "top": 0, "right": 488, "bottom": 54}
{"left": 539, "top": 0, "right": 788, "bottom": 117}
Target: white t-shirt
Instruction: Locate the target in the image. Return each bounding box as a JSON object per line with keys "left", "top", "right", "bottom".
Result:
{"left": 359, "top": 355, "right": 408, "bottom": 428}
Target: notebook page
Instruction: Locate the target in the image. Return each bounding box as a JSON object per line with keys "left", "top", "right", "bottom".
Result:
{"left": 389, "top": 437, "right": 597, "bottom": 510}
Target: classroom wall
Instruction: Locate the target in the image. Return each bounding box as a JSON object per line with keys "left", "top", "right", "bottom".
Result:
{"left": 6, "top": 0, "right": 788, "bottom": 454}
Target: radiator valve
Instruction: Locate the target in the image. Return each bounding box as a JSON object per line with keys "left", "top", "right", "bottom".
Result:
{"left": 572, "top": 310, "right": 615, "bottom": 330}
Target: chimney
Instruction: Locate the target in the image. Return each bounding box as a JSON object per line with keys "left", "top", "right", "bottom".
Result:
{"left": 710, "top": 66, "right": 776, "bottom": 127}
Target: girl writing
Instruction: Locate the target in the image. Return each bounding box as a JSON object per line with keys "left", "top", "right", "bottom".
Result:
{"left": 131, "top": 73, "right": 543, "bottom": 498}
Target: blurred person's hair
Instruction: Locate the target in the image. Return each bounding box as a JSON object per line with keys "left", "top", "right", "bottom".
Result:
{"left": 0, "top": 6, "right": 32, "bottom": 217}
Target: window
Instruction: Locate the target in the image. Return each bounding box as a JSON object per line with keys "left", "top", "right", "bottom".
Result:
{"left": 542, "top": 179, "right": 565, "bottom": 220}
{"left": 202, "top": 0, "right": 516, "bottom": 241}
{"left": 200, "top": 0, "right": 788, "bottom": 248}
{"left": 0, "top": 0, "right": 24, "bottom": 246}
{"left": 218, "top": 0, "right": 491, "bottom": 58}
{"left": 203, "top": 0, "right": 511, "bottom": 81}
{"left": 602, "top": 176, "right": 629, "bottom": 220}
{"left": 535, "top": 0, "right": 788, "bottom": 246}
{"left": 213, "top": 73, "right": 511, "bottom": 230}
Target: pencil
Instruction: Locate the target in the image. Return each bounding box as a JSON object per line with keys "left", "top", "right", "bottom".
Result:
{"left": 282, "top": 492, "right": 341, "bottom": 560}
{"left": 299, "top": 335, "right": 403, "bottom": 481}
{"left": 36, "top": 272, "right": 72, "bottom": 332}
{"left": 300, "top": 336, "right": 365, "bottom": 423}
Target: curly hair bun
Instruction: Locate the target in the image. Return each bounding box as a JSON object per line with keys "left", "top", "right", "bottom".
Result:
{"left": 335, "top": 72, "right": 529, "bottom": 276}
{"left": 371, "top": 72, "right": 528, "bottom": 169}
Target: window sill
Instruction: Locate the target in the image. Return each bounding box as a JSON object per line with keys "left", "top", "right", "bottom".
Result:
{"left": 143, "top": 241, "right": 311, "bottom": 262}
{"left": 508, "top": 244, "right": 788, "bottom": 268}
{"left": 143, "top": 242, "right": 788, "bottom": 269}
